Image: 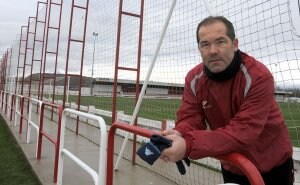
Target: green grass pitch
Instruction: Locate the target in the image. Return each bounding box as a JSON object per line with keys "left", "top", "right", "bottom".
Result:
{"left": 58, "top": 95, "right": 300, "bottom": 147}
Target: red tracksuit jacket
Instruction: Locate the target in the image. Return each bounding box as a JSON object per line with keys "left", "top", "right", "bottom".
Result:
{"left": 174, "top": 51, "right": 293, "bottom": 174}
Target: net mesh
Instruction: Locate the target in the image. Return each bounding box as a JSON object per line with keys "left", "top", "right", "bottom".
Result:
{"left": 2, "top": 0, "right": 300, "bottom": 184}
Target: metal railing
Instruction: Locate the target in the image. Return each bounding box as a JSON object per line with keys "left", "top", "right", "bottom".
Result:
{"left": 36, "top": 101, "right": 63, "bottom": 183}
{"left": 26, "top": 98, "right": 43, "bottom": 158}
{"left": 57, "top": 108, "right": 108, "bottom": 185}
{"left": 107, "top": 122, "right": 265, "bottom": 185}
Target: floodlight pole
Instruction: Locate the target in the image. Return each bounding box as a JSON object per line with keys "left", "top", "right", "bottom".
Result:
{"left": 91, "top": 32, "right": 98, "bottom": 96}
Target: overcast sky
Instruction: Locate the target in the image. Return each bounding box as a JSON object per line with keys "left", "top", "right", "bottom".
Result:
{"left": 0, "top": 0, "right": 38, "bottom": 55}
{"left": 1, "top": 0, "right": 299, "bottom": 88}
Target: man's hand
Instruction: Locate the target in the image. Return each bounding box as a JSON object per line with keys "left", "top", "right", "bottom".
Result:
{"left": 160, "top": 133, "right": 186, "bottom": 163}
{"left": 161, "top": 129, "right": 182, "bottom": 137}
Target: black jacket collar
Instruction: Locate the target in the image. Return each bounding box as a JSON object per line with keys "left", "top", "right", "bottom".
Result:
{"left": 204, "top": 50, "right": 242, "bottom": 81}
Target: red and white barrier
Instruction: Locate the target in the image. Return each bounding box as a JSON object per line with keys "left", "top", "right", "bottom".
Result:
{"left": 57, "top": 108, "right": 108, "bottom": 185}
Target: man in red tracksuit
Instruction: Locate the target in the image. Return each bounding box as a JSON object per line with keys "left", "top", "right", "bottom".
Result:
{"left": 161, "top": 16, "right": 294, "bottom": 185}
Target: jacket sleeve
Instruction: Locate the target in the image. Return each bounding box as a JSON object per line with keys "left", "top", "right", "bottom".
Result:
{"left": 174, "top": 71, "right": 207, "bottom": 137}
{"left": 184, "top": 74, "right": 276, "bottom": 159}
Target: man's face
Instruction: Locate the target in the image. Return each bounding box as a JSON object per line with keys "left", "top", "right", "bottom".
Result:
{"left": 198, "top": 21, "right": 238, "bottom": 73}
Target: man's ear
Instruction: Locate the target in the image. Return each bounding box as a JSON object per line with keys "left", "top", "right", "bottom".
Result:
{"left": 233, "top": 38, "right": 239, "bottom": 51}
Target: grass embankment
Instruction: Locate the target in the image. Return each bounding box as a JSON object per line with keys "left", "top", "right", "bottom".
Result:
{"left": 0, "top": 116, "right": 41, "bottom": 185}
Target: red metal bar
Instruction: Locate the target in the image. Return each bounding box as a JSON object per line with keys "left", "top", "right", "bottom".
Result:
{"left": 26, "top": 16, "right": 37, "bottom": 112}
{"left": 0, "top": 55, "right": 5, "bottom": 90}
{"left": 51, "top": 0, "right": 63, "bottom": 120}
{"left": 62, "top": 0, "right": 89, "bottom": 135}
{"left": 10, "top": 94, "right": 15, "bottom": 122}
{"left": 1, "top": 91, "right": 4, "bottom": 110}
{"left": 38, "top": 0, "right": 63, "bottom": 121}
{"left": 37, "top": 106, "right": 45, "bottom": 153}
{"left": 2, "top": 51, "right": 8, "bottom": 91}
{"left": 54, "top": 105, "right": 63, "bottom": 183}
{"left": 111, "top": 0, "right": 123, "bottom": 124}
{"left": 18, "top": 96, "right": 25, "bottom": 133}
{"left": 122, "top": 11, "right": 140, "bottom": 17}
{"left": 15, "top": 26, "right": 27, "bottom": 95}
{"left": 132, "top": 0, "right": 144, "bottom": 165}
{"left": 28, "top": 1, "right": 46, "bottom": 102}
{"left": 111, "top": 0, "right": 144, "bottom": 165}
{"left": 21, "top": 17, "right": 36, "bottom": 96}
{"left": 50, "top": 0, "right": 63, "bottom": 108}
{"left": 0, "top": 93, "right": 2, "bottom": 107}
{"left": 19, "top": 96, "right": 30, "bottom": 134}
{"left": 51, "top": 2, "right": 61, "bottom": 6}
{"left": 37, "top": 1, "right": 49, "bottom": 106}
{"left": 76, "top": 0, "right": 89, "bottom": 134}
{"left": 216, "top": 154, "right": 265, "bottom": 185}
{"left": 106, "top": 122, "right": 265, "bottom": 185}
{"left": 36, "top": 101, "right": 63, "bottom": 183}
{"left": 118, "top": 66, "right": 138, "bottom": 71}
{"left": 41, "top": 0, "right": 62, "bottom": 105}
{"left": 40, "top": 130, "right": 57, "bottom": 144}
{"left": 48, "top": 26, "right": 59, "bottom": 30}
{"left": 5, "top": 92, "right": 8, "bottom": 114}
{"left": 8, "top": 47, "right": 13, "bottom": 92}
{"left": 61, "top": 0, "right": 74, "bottom": 109}
{"left": 73, "top": 4, "right": 86, "bottom": 9}
{"left": 112, "top": 0, "right": 144, "bottom": 124}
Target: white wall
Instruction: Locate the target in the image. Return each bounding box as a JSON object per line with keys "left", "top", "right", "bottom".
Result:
{"left": 146, "top": 87, "right": 168, "bottom": 95}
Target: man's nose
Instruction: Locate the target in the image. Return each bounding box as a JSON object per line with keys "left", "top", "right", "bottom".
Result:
{"left": 209, "top": 44, "right": 218, "bottom": 55}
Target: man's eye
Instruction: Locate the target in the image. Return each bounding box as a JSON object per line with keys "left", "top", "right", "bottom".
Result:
{"left": 200, "top": 43, "right": 209, "bottom": 48}
{"left": 216, "top": 40, "right": 225, "bottom": 44}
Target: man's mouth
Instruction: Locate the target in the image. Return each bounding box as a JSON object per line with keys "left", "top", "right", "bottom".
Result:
{"left": 209, "top": 59, "right": 221, "bottom": 63}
